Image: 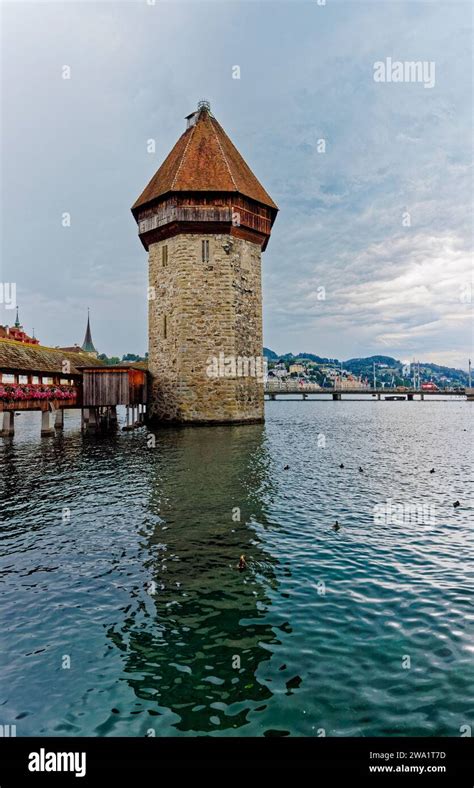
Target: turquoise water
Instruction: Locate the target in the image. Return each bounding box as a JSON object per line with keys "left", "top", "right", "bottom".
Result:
{"left": 0, "top": 400, "right": 472, "bottom": 736}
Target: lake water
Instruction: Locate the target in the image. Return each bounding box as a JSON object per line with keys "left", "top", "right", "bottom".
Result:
{"left": 0, "top": 400, "right": 472, "bottom": 737}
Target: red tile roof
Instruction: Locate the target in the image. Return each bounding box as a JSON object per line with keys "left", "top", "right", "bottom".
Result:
{"left": 132, "top": 108, "right": 277, "bottom": 212}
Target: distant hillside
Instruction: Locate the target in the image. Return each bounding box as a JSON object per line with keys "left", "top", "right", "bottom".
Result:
{"left": 295, "top": 352, "right": 336, "bottom": 364}
{"left": 263, "top": 347, "right": 279, "bottom": 360}
{"left": 264, "top": 349, "right": 336, "bottom": 364}
{"left": 344, "top": 355, "right": 398, "bottom": 367}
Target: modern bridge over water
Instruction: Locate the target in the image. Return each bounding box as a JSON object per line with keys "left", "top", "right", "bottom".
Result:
{"left": 264, "top": 382, "right": 473, "bottom": 401}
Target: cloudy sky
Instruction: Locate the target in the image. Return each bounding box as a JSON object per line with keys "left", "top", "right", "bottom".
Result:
{"left": 1, "top": 0, "right": 472, "bottom": 367}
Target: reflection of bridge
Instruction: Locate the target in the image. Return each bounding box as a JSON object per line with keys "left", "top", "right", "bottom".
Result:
{"left": 264, "top": 382, "right": 472, "bottom": 401}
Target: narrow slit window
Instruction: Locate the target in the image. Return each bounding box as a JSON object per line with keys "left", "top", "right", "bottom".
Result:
{"left": 201, "top": 239, "right": 210, "bottom": 263}
{"left": 162, "top": 245, "right": 168, "bottom": 267}
{"left": 163, "top": 314, "right": 167, "bottom": 339}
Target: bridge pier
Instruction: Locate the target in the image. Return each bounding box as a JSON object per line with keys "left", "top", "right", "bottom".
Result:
{"left": 97, "top": 406, "right": 117, "bottom": 432}
{"left": 54, "top": 409, "right": 64, "bottom": 431}
{"left": 0, "top": 411, "right": 14, "bottom": 437}
{"left": 123, "top": 404, "right": 142, "bottom": 431}
{"left": 82, "top": 406, "right": 119, "bottom": 434}
{"left": 81, "top": 408, "right": 95, "bottom": 434}
{"left": 41, "top": 410, "right": 55, "bottom": 437}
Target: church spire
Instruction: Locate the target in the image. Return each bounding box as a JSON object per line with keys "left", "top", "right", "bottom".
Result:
{"left": 81, "top": 309, "right": 97, "bottom": 354}
{"left": 15, "top": 306, "right": 20, "bottom": 328}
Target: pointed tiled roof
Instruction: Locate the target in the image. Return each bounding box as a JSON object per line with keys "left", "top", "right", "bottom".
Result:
{"left": 132, "top": 106, "right": 277, "bottom": 212}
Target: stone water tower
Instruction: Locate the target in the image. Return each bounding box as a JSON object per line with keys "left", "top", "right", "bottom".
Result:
{"left": 131, "top": 101, "right": 277, "bottom": 424}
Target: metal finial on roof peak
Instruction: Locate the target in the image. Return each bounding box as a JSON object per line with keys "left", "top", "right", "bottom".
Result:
{"left": 197, "top": 99, "right": 211, "bottom": 113}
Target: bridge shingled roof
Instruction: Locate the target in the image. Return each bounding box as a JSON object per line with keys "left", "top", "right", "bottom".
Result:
{"left": 0, "top": 339, "right": 105, "bottom": 376}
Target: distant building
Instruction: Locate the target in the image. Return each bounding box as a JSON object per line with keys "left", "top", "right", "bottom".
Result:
{"left": 334, "top": 375, "right": 370, "bottom": 390}
{"left": 289, "top": 363, "right": 305, "bottom": 375}
{"left": 0, "top": 308, "right": 39, "bottom": 345}
{"left": 57, "top": 344, "right": 83, "bottom": 353}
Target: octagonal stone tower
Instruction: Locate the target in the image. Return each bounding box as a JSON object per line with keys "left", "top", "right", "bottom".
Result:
{"left": 131, "top": 101, "right": 278, "bottom": 424}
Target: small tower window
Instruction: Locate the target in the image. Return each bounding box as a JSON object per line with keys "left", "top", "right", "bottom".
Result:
{"left": 163, "top": 315, "right": 168, "bottom": 339}
{"left": 201, "top": 239, "right": 210, "bottom": 263}
{"left": 162, "top": 245, "right": 168, "bottom": 267}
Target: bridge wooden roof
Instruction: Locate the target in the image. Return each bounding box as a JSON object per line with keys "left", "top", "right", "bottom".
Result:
{"left": 132, "top": 106, "right": 278, "bottom": 214}
{"left": 77, "top": 362, "right": 147, "bottom": 372}
{"left": 0, "top": 339, "right": 104, "bottom": 375}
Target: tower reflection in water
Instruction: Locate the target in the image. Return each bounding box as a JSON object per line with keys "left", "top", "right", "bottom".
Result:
{"left": 107, "top": 424, "right": 281, "bottom": 733}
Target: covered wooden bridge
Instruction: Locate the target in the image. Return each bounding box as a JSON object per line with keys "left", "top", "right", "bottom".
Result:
{"left": 0, "top": 339, "right": 147, "bottom": 437}
{"left": 78, "top": 364, "right": 147, "bottom": 433}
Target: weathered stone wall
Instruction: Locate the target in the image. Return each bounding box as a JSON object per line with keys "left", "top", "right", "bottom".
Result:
{"left": 148, "top": 233, "right": 264, "bottom": 423}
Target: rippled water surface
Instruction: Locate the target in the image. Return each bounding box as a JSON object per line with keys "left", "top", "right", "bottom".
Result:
{"left": 1, "top": 400, "right": 473, "bottom": 737}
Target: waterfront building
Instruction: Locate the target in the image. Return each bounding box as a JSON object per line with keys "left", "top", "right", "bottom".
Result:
{"left": 334, "top": 375, "right": 370, "bottom": 390}
{"left": 57, "top": 344, "right": 84, "bottom": 353}
{"left": 289, "top": 363, "right": 305, "bottom": 375}
{"left": 270, "top": 368, "right": 288, "bottom": 379}
{"left": 131, "top": 101, "right": 278, "bottom": 424}
{"left": 0, "top": 308, "right": 39, "bottom": 346}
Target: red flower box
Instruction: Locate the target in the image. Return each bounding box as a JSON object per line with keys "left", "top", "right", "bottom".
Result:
{"left": 0, "top": 384, "right": 77, "bottom": 402}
